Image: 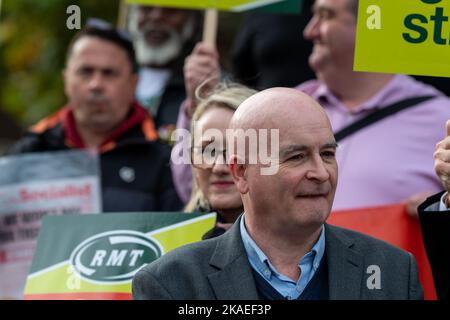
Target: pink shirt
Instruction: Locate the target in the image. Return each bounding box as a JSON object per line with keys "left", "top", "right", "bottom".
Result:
{"left": 297, "top": 75, "right": 450, "bottom": 210}
{"left": 170, "top": 102, "right": 193, "bottom": 204}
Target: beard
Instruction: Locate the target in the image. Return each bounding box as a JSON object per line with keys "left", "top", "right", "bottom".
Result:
{"left": 129, "top": 13, "right": 195, "bottom": 67}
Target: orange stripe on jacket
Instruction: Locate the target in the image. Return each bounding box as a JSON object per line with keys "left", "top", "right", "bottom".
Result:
{"left": 30, "top": 108, "right": 68, "bottom": 134}
{"left": 141, "top": 117, "right": 158, "bottom": 141}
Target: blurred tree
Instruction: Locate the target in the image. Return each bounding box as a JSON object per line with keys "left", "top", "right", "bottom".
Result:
{"left": 0, "top": 0, "right": 120, "bottom": 128}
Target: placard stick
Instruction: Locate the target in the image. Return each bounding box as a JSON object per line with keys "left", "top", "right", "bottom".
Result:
{"left": 202, "top": 8, "right": 218, "bottom": 47}
{"left": 117, "top": 0, "right": 129, "bottom": 29}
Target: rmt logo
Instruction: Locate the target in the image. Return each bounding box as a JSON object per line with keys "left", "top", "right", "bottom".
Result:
{"left": 90, "top": 249, "right": 144, "bottom": 267}
{"left": 69, "top": 230, "right": 163, "bottom": 283}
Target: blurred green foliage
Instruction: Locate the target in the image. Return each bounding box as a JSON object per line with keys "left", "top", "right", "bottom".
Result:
{"left": 0, "top": 0, "right": 120, "bottom": 128}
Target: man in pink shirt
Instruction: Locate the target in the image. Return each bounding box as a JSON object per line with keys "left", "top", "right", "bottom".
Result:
{"left": 297, "top": 0, "right": 450, "bottom": 212}
{"left": 172, "top": 0, "right": 450, "bottom": 216}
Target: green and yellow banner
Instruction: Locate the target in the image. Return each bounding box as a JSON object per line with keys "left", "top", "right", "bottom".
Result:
{"left": 24, "top": 212, "right": 216, "bottom": 300}
{"left": 354, "top": 0, "right": 450, "bottom": 77}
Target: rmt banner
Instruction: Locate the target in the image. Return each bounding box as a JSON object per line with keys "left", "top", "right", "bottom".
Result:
{"left": 23, "top": 212, "right": 216, "bottom": 299}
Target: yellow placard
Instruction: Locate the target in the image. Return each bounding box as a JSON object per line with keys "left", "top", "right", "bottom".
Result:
{"left": 354, "top": 0, "right": 450, "bottom": 77}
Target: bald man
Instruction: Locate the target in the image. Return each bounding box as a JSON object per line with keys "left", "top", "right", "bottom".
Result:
{"left": 132, "top": 88, "right": 423, "bottom": 300}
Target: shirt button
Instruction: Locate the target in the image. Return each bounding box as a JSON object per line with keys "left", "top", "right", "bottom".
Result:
{"left": 264, "top": 270, "right": 271, "bottom": 277}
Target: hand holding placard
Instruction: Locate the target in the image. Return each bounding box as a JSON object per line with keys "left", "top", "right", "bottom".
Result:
{"left": 184, "top": 42, "right": 220, "bottom": 117}
{"left": 434, "top": 120, "right": 450, "bottom": 205}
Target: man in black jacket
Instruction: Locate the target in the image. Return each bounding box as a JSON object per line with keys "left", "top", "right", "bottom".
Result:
{"left": 9, "top": 25, "right": 182, "bottom": 213}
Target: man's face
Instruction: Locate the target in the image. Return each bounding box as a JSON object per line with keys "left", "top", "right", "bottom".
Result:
{"left": 244, "top": 106, "right": 338, "bottom": 231}
{"left": 137, "top": 6, "right": 191, "bottom": 46}
{"left": 303, "top": 0, "right": 357, "bottom": 79}
{"left": 129, "top": 6, "right": 194, "bottom": 66}
{"left": 64, "top": 37, "right": 138, "bottom": 133}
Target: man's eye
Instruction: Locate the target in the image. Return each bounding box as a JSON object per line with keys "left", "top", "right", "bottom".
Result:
{"left": 321, "top": 151, "right": 336, "bottom": 159}
{"left": 77, "top": 68, "right": 93, "bottom": 76}
{"left": 317, "top": 9, "right": 333, "bottom": 20}
{"left": 289, "top": 154, "right": 305, "bottom": 161}
{"left": 103, "top": 69, "right": 119, "bottom": 77}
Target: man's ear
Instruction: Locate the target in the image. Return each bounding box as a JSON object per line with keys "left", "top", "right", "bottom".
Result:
{"left": 229, "top": 154, "right": 249, "bottom": 194}
{"left": 130, "top": 72, "right": 139, "bottom": 90}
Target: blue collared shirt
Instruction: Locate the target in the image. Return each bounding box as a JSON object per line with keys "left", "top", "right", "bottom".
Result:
{"left": 240, "top": 215, "right": 326, "bottom": 300}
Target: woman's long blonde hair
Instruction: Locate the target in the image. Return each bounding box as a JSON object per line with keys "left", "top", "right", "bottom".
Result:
{"left": 184, "top": 82, "right": 257, "bottom": 212}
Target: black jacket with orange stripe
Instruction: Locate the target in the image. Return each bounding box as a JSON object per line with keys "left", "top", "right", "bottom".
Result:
{"left": 8, "top": 104, "right": 183, "bottom": 213}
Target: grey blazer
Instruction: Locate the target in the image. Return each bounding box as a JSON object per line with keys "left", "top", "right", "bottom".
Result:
{"left": 132, "top": 219, "right": 423, "bottom": 300}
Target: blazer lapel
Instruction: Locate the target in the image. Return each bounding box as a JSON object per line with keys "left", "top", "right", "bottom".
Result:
{"left": 325, "top": 224, "right": 364, "bottom": 300}
{"left": 207, "top": 218, "right": 259, "bottom": 300}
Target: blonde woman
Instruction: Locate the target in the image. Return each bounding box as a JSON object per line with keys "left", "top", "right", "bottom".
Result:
{"left": 184, "top": 83, "right": 257, "bottom": 239}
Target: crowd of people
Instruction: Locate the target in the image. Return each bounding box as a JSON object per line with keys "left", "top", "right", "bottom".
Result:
{"left": 2, "top": 0, "right": 450, "bottom": 300}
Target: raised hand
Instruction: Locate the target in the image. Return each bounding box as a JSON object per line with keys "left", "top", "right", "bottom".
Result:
{"left": 184, "top": 42, "right": 220, "bottom": 117}
{"left": 434, "top": 120, "right": 450, "bottom": 205}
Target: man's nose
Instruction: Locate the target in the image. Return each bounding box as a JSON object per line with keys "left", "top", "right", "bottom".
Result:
{"left": 305, "top": 156, "right": 330, "bottom": 182}
{"left": 303, "top": 15, "right": 320, "bottom": 41}
{"left": 88, "top": 72, "right": 105, "bottom": 91}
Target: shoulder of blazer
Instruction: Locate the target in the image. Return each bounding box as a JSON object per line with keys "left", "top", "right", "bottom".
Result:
{"left": 418, "top": 191, "right": 446, "bottom": 214}
{"left": 325, "top": 223, "right": 410, "bottom": 258}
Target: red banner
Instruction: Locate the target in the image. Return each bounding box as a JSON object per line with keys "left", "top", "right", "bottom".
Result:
{"left": 328, "top": 204, "right": 437, "bottom": 300}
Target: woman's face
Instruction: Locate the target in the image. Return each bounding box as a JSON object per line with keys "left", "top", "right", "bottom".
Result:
{"left": 192, "top": 105, "right": 243, "bottom": 218}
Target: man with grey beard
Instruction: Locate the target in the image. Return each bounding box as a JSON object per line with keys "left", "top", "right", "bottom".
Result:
{"left": 128, "top": 5, "right": 201, "bottom": 143}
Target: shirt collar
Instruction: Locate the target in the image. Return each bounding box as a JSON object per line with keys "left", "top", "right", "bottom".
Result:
{"left": 239, "top": 214, "right": 325, "bottom": 281}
